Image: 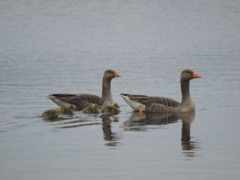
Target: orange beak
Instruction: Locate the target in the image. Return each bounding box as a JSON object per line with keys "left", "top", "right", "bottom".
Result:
{"left": 114, "top": 72, "right": 122, "bottom": 77}
{"left": 192, "top": 71, "right": 202, "bottom": 78}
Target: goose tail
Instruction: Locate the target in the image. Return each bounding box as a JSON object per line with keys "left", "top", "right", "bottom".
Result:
{"left": 48, "top": 94, "right": 75, "bottom": 108}
{"left": 119, "top": 93, "right": 145, "bottom": 111}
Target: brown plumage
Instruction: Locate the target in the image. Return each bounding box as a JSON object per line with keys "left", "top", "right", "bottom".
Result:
{"left": 120, "top": 69, "right": 201, "bottom": 113}
{"left": 48, "top": 69, "right": 121, "bottom": 111}
{"left": 121, "top": 94, "right": 179, "bottom": 108}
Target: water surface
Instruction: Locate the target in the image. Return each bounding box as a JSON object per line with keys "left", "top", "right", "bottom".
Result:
{"left": 1, "top": 0, "right": 240, "bottom": 179}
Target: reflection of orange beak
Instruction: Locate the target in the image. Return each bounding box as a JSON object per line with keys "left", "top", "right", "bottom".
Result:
{"left": 114, "top": 72, "right": 122, "bottom": 77}
{"left": 193, "top": 71, "right": 202, "bottom": 78}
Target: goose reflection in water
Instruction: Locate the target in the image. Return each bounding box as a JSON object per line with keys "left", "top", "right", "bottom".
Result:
{"left": 42, "top": 112, "right": 121, "bottom": 147}
{"left": 123, "top": 112, "right": 179, "bottom": 131}
{"left": 42, "top": 113, "right": 100, "bottom": 127}
{"left": 101, "top": 115, "right": 122, "bottom": 146}
{"left": 123, "top": 111, "right": 199, "bottom": 158}
{"left": 180, "top": 112, "right": 200, "bottom": 158}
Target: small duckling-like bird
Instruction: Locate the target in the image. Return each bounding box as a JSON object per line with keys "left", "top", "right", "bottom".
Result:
{"left": 82, "top": 104, "right": 100, "bottom": 114}
{"left": 42, "top": 109, "right": 60, "bottom": 119}
{"left": 101, "top": 103, "right": 120, "bottom": 114}
{"left": 42, "top": 105, "right": 76, "bottom": 119}
{"left": 56, "top": 104, "right": 75, "bottom": 114}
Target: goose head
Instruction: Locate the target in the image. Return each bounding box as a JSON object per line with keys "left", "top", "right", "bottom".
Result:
{"left": 104, "top": 69, "right": 122, "bottom": 80}
{"left": 181, "top": 69, "right": 201, "bottom": 81}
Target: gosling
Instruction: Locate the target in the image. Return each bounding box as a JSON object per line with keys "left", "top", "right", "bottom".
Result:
{"left": 101, "top": 103, "right": 120, "bottom": 114}
{"left": 56, "top": 104, "right": 75, "bottom": 114}
{"left": 42, "top": 105, "right": 75, "bottom": 119}
{"left": 82, "top": 104, "right": 100, "bottom": 114}
{"left": 42, "top": 109, "right": 60, "bottom": 119}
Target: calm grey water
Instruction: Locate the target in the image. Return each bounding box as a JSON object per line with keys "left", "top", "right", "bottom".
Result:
{"left": 1, "top": 0, "right": 240, "bottom": 179}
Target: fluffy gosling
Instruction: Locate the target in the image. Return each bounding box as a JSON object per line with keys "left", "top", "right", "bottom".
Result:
{"left": 56, "top": 105, "right": 75, "bottom": 114}
{"left": 101, "top": 103, "right": 120, "bottom": 114}
{"left": 42, "top": 105, "right": 75, "bottom": 119}
{"left": 42, "top": 109, "right": 59, "bottom": 119}
{"left": 82, "top": 104, "right": 100, "bottom": 114}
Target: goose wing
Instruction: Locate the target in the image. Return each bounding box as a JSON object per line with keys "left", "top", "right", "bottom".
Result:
{"left": 145, "top": 103, "right": 177, "bottom": 113}
{"left": 48, "top": 94, "right": 103, "bottom": 110}
{"left": 120, "top": 93, "right": 179, "bottom": 109}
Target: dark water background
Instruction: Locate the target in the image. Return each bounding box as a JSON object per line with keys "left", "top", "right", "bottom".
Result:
{"left": 0, "top": 0, "right": 240, "bottom": 179}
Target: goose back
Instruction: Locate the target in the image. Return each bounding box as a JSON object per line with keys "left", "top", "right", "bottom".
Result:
{"left": 49, "top": 94, "right": 103, "bottom": 110}
{"left": 122, "top": 94, "right": 179, "bottom": 107}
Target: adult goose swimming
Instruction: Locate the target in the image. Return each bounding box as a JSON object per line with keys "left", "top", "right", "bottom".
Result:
{"left": 120, "top": 69, "right": 201, "bottom": 113}
{"left": 48, "top": 69, "right": 122, "bottom": 111}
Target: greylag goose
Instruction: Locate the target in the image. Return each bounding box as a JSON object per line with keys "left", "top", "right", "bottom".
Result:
{"left": 48, "top": 69, "right": 122, "bottom": 111}
{"left": 120, "top": 69, "right": 201, "bottom": 113}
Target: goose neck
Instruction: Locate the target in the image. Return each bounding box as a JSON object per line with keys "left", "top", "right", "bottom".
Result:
{"left": 102, "top": 77, "right": 112, "bottom": 101}
{"left": 181, "top": 79, "right": 191, "bottom": 103}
